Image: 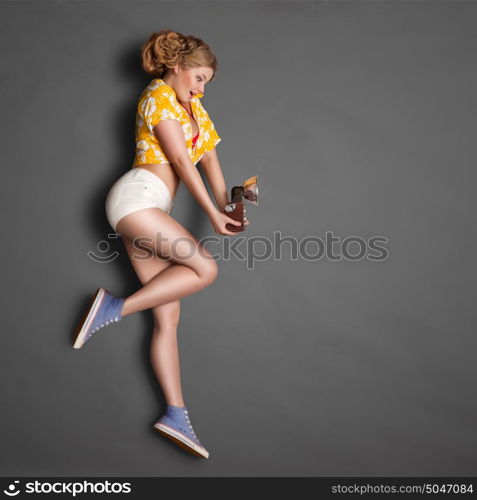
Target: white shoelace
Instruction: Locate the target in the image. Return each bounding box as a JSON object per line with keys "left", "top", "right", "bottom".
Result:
{"left": 92, "top": 316, "right": 120, "bottom": 332}
{"left": 184, "top": 410, "right": 197, "bottom": 438}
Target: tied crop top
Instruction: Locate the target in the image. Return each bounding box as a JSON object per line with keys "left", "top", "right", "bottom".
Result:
{"left": 133, "top": 78, "right": 221, "bottom": 166}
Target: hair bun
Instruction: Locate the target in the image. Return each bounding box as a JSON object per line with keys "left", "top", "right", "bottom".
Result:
{"left": 140, "top": 29, "right": 217, "bottom": 80}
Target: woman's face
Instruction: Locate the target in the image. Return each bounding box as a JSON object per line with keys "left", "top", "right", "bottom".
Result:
{"left": 176, "top": 66, "right": 214, "bottom": 101}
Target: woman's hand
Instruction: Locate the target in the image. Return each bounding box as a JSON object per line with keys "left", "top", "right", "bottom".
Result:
{"left": 209, "top": 210, "right": 244, "bottom": 235}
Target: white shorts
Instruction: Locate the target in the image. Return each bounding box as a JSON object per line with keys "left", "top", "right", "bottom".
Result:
{"left": 105, "top": 167, "right": 173, "bottom": 235}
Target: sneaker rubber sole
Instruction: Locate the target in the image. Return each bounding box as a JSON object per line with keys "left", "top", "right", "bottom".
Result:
{"left": 73, "top": 288, "right": 105, "bottom": 349}
{"left": 153, "top": 422, "right": 209, "bottom": 459}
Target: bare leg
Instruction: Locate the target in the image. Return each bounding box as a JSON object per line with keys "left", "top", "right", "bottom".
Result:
{"left": 122, "top": 235, "right": 185, "bottom": 407}
{"left": 150, "top": 325, "right": 185, "bottom": 407}
{"left": 116, "top": 207, "right": 218, "bottom": 318}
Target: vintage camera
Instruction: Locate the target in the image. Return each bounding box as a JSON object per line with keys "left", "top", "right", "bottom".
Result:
{"left": 223, "top": 175, "right": 259, "bottom": 232}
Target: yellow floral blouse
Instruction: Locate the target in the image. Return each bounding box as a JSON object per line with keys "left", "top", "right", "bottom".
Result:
{"left": 133, "top": 78, "right": 221, "bottom": 166}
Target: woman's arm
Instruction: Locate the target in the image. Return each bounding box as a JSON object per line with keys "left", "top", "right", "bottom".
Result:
{"left": 152, "top": 119, "right": 244, "bottom": 236}
{"left": 153, "top": 119, "right": 218, "bottom": 218}
{"left": 198, "top": 148, "right": 230, "bottom": 212}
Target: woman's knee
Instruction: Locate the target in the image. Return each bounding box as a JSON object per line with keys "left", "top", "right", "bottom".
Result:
{"left": 152, "top": 300, "right": 181, "bottom": 330}
{"left": 197, "top": 257, "right": 218, "bottom": 286}
{"left": 195, "top": 243, "right": 219, "bottom": 284}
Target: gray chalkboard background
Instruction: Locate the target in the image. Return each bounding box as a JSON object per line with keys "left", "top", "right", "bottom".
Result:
{"left": 0, "top": 1, "right": 475, "bottom": 476}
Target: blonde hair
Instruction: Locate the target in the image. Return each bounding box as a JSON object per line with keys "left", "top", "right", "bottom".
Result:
{"left": 141, "top": 29, "right": 217, "bottom": 81}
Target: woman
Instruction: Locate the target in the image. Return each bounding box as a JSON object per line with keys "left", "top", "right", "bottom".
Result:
{"left": 73, "top": 30, "right": 246, "bottom": 460}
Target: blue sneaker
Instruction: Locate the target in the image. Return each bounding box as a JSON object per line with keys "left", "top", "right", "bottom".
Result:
{"left": 73, "top": 288, "right": 125, "bottom": 349}
{"left": 153, "top": 405, "right": 210, "bottom": 459}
